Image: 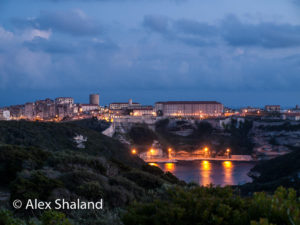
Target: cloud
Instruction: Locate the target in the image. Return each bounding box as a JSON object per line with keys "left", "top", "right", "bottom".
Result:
{"left": 143, "top": 14, "right": 300, "bottom": 48}
{"left": 221, "top": 15, "right": 300, "bottom": 48}
{"left": 174, "top": 19, "right": 217, "bottom": 36}
{"left": 12, "top": 9, "right": 102, "bottom": 36}
{"left": 143, "top": 15, "right": 170, "bottom": 33}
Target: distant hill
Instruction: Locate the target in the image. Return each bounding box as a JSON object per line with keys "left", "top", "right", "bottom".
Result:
{"left": 241, "top": 148, "right": 300, "bottom": 193}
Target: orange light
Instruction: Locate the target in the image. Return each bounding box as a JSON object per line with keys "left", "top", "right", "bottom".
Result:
{"left": 168, "top": 148, "right": 172, "bottom": 152}
{"left": 226, "top": 148, "right": 230, "bottom": 152}
{"left": 149, "top": 163, "right": 158, "bottom": 167}
{"left": 223, "top": 161, "right": 232, "bottom": 168}
{"left": 131, "top": 149, "right": 137, "bottom": 154}
{"left": 165, "top": 163, "right": 175, "bottom": 172}
{"left": 204, "top": 147, "right": 208, "bottom": 152}
{"left": 150, "top": 149, "right": 154, "bottom": 154}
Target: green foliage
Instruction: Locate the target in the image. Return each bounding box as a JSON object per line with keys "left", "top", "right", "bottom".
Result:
{"left": 10, "top": 171, "right": 63, "bottom": 202}
{"left": 251, "top": 218, "right": 275, "bottom": 225}
{"left": 0, "top": 145, "right": 49, "bottom": 185}
{"left": 128, "top": 124, "right": 157, "bottom": 146}
{"left": 77, "top": 181, "right": 104, "bottom": 201}
{"left": 41, "top": 210, "right": 72, "bottom": 225}
{"left": 0, "top": 209, "right": 26, "bottom": 225}
{"left": 142, "top": 164, "right": 164, "bottom": 176}
{"left": 68, "top": 118, "right": 110, "bottom": 132}
{"left": 123, "top": 170, "right": 164, "bottom": 189}
{"left": 194, "top": 121, "right": 213, "bottom": 137}
{"left": 49, "top": 151, "right": 106, "bottom": 174}
{"left": 227, "top": 119, "right": 254, "bottom": 154}
{"left": 244, "top": 147, "right": 300, "bottom": 192}
{"left": 122, "top": 186, "right": 300, "bottom": 225}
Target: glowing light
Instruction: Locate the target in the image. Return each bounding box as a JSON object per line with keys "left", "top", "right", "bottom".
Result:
{"left": 168, "top": 148, "right": 172, "bottom": 152}
{"left": 223, "top": 161, "right": 232, "bottom": 168}
{"left": 149, "top": 163, "right": 158, "bottom": 167}
{"left": 150, "top": 149, "right": 155, "bottom": 154}
{"left": 201, "top": 160, "right": 212, "bottom": 186}
{"left": 226, "top": 148, "right": 230, "bottom": 153}
{"left": 165, "top": 163, "right": 175, "bottom": 172}
{"left": 223, "top": 161, "right": 233, "bottom": 185}
{"left": 131, "top": 149, "right": 137, "bottom": 154}
{"left": 204, "top": 147, "right": 208, "bottom": 152}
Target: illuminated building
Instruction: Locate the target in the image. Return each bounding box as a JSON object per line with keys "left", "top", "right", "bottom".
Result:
{"left": 55, "top": 97, "right": 74, "bottom": 105}
{"left": 109, "top": 99, "right": 141, "bottom": 110}
{"left": 155, "top": 101, "right": 223, "bottom": 117}
{"left": 265, "top": 105, "right": 280, "bottom": 112}
{"left": 131, "top": 106, "right": 154, "bottom": 117}
{"left": 0, "top": 109, "right": 10, "bottom": 120}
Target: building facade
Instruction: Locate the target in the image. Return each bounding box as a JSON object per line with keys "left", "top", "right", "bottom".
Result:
{"left": 155, "top": 101, "right": 223, "bottom": 117}
{"left": 109, "top": 99, "right": 141, "bottom": 110}
{"left": 265, "top": 105, "right": 280, "bottom": 112}
{"left": 55, "top": 97, "right": 74, "bottom": 105}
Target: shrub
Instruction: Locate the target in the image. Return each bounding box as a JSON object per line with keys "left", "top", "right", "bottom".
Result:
{"left": 123, "top": 170, "right": 163, "bottom": 189}
{"left": 41, "top": 210, "right": 72, "bottom": 225}
{"left": 122, "top": 186, "right": 300, "bottom": 225}
{"left": 10, "top": 171, "right": 64, "bottom": 203}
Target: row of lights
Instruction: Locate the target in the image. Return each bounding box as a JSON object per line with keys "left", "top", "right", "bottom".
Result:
{"left": 131, "top": 148, "right": 173, "bottom": 155}
{"left": 131, "top": 147, "right": 230, "bottom": 155}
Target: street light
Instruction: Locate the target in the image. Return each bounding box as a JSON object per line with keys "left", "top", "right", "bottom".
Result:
{"left": 131, "top": 149, "right": 137, "bottom": 155}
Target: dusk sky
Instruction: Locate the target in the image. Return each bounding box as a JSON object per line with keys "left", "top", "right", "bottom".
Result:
{"left": 1, "top": 0, "right": 300, "bottom": 107}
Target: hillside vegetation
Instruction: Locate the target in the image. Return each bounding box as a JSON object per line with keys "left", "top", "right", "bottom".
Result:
{"left": 0, "top": 120, "right": 183, "bottom": 224}
{"left": 0, "top": 120, "right": 299, "bottom": 225}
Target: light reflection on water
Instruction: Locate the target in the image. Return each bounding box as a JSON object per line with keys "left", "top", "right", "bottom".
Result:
{"left": 153, "top": 160, "right": 255, "bottom": 186}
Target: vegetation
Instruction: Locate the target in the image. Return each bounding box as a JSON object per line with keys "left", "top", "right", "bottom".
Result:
{"left": 0, "top": 121, "right": 184, "bottom": 224}
{"left": 0, "top": 120, "right": 298, "bottom": 224}
{"left": 242, "top": 148, "right": 300, "bottom": 193}
{"left": 122, "top": 186, "right": 300, "bottom": 225}
{"left": 128, "top": 124, "right": 157, "bottom": 146}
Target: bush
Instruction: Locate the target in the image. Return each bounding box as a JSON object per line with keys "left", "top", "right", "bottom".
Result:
{"left": 123, "top": 170, "right": 163, "bottom": 189}
{"left": 41, "top": 210, "right": 72, "bottom": 225}
{"left": 122, "top": 186, "right": 300, "bottom": 225}
{"left": 10, "top": 171, "right": 64, "bottom": 203}
{"left": 76, "top": 181, "right": 104, "bottom": 201}
{"left": 0, "top": 145, "right": 49, "bottom": 185}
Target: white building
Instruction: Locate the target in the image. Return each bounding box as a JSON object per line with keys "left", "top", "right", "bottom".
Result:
{"left": 155, "top": 101, "right": 223, "bottom": 117}
{"left": 79, "top": 104, "right": 99, "bottom": 112}
{"left": 55, "top": 97, "right": 74, "bottom": 105}
{"left": 0, "top": 109, "right": 10, "bottom": 120}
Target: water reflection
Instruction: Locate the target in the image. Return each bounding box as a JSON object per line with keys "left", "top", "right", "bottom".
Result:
{"left": 149, "top": 163, "right": 158, "bottom": 167}
{"left": 223, "top": 161, "right": 233, "bottom": 185}
{"left": 164, "top": 163, "right": 175, "bottom": 173}
{"left": 155, "top": 161, "right": 255, "bottom": 186}
{"left": 200, "top": 160, "right": 212, "bottom": 186}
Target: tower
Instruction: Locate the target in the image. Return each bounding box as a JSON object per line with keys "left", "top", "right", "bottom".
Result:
{"left": 89, "top": 94, "right": 100, "bottom": 105}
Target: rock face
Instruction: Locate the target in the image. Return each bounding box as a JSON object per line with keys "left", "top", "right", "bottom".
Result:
{"left": 104, "top": 117, "right": 300, "bottom": 159}
{"left": 251, "top": 120, "right": 300, "bottom": 158}
{"left": 73, "top": 135, "right": 88, "bottom": 149}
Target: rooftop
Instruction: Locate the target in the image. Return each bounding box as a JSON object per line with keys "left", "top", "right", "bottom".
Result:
{"left": 155, "top": 101, "right": 222, "bottom": 105}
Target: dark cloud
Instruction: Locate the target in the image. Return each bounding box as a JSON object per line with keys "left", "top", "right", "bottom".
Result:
{"left": 174, "top": 19, "right": 217, "bottom": 36}
{"left": 23, "top": 38, "right": 76, "bottom": 54}
{"left": 143, "top": 14, "right": 300, "bottom": 48}
{"left": 12, "top": 10, "right": 103, "bottom": 36}
{"left": 143, "top": 15, "right": 170, "bottom": 33}
{"left": 23, "top": 37, "right": 119, "bottom": 54}
{"left": 221, "top": 15, "right": 300, "bottom": 48}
